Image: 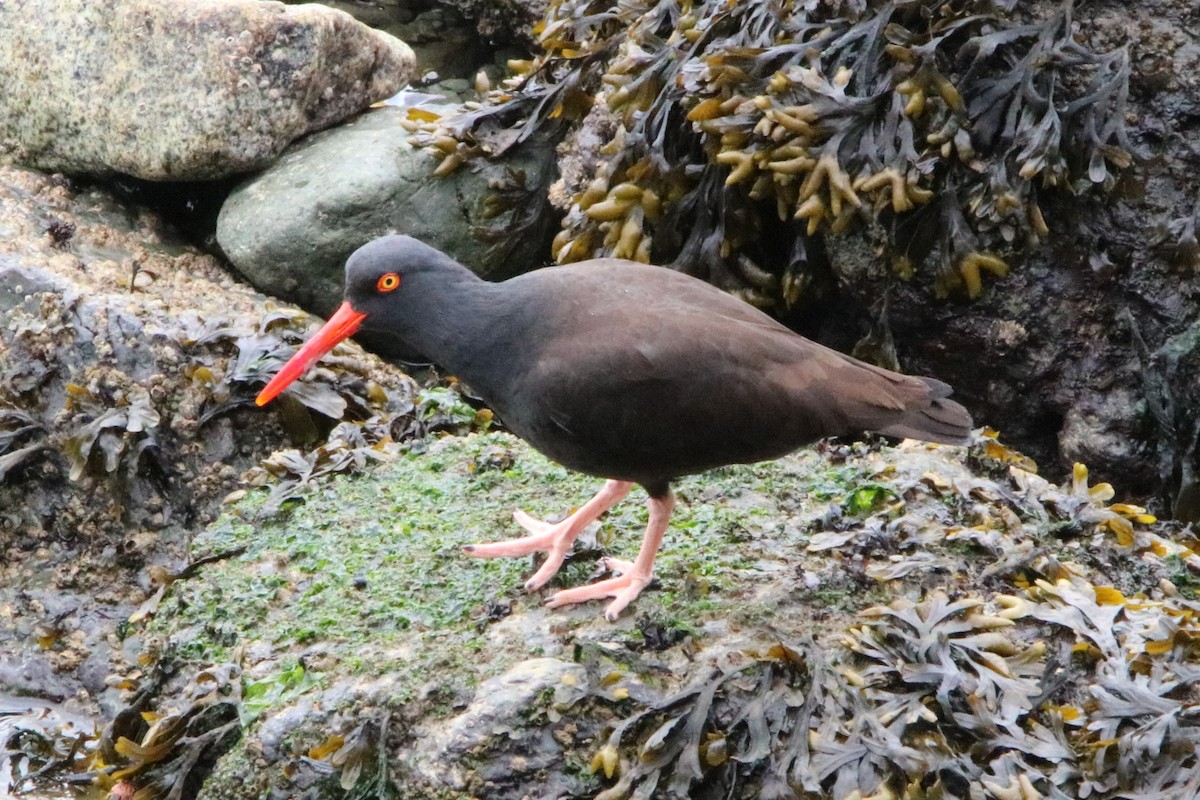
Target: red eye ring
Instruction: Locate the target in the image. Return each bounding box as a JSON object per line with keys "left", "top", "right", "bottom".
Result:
{"left": 377, "top": 272, "right": 400, "bottom": 292}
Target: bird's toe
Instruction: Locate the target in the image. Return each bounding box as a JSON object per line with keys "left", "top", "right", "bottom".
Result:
{"left": 512, "top": 508, "right": 553, "bottom": 534}
{"left": 599, "top": 556, "right": 636, "bottom": 576}
{"left": 462, "top": 532, "right": 553, "bottom": 558}
{"left": 524, "top": 551, "right": 567, "bottom": 592}
{"left": 543, "top": 570, "right": 652, "bottom": 617}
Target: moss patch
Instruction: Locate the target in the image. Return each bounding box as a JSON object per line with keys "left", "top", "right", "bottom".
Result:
{"left": 152, "top": 432, "right": 867, "bottom": 687}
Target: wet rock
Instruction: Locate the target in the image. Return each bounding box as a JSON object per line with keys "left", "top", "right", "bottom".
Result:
{"left": 389, "top": 5, "right": 488, "bottom": 87}
{"left": 285, "top": 0, "right": 407, "bottom": 30}
{"left": 1058, "top": 386, "right": 1147, "bottom": 476}
{"left": 414, "top": 657, "right": 588, "bottom": 790}
{"left": 0, "top": 163, "right": 410, "bottom": 716}
{"left": 0, "top": 650, "right": 78, "bottom": 702}
{"left": 287, "top": 2, "right": 501, "bottom": 103}
{"left": 256, "top": 696, "right": 318, "bottom": 763}
{"left": 216, "top": 106, "right": 558, "bottom": 319}
{"left": 0, "top": 0, "right": 416, "bottom": 180}
{"left": 294, "top": 0, "right": 544, "bottom": 48}
{"left": 0, "top": 586, "right": 128, "bottom": 714}
{"left": 437, "top": 0, "right": 544, "bottom": 46}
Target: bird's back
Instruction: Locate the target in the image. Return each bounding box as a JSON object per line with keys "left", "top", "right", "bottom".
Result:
{"left": 468, "top": 260, "right": 971, "bottom": 485}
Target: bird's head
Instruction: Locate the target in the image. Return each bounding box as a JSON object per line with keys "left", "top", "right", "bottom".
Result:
{"left": 255, "top": 235, "right": 455, "bottom": 406}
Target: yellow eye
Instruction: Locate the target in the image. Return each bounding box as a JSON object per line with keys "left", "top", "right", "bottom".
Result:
{"left": 377, "top": 272, "right": 400, "bottom": 292}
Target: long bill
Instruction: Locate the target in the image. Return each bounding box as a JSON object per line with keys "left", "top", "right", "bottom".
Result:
{"left": 255, "top": 301, "right": 368, "bottom": 406}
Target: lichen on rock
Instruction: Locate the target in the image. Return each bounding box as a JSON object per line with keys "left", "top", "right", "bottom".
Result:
{"left": 0, "top": 0, "right": 417, "bottom": 180}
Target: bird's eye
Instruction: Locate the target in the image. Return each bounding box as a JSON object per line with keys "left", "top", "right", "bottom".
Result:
{"left": 377, "top": 272, "right": 401, "bottom": 292}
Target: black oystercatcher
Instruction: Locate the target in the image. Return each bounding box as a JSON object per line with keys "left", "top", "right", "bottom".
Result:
{"left": 257, "top": 236, "right": 972, "bottom": 620}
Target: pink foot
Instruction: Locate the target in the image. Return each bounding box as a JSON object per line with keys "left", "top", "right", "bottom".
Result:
{"left": 463, "top": 509, "right": 584, "bottom": 590}
{"left": 543, "top": 490, "right": 676, "bottom": 621}
{"left": 462, "top": 481, "right": 633, "bottom": 591}
{"left": 544, "top": 558, "right": 651, "bottom": 621}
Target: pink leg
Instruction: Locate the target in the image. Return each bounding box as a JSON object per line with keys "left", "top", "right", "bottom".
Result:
{"left": 462, "top": 480, "right": 633, "bottom": 591}
{"left": 545, "top": 490, "right": 676, "bottom": 621}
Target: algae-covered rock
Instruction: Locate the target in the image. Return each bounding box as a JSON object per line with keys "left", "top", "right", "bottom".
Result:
{"left": 130, "top": 428, "right": 1199, "bottom": 799}
{"left": 0, "top": 163, "right": 416, "bottom": 726}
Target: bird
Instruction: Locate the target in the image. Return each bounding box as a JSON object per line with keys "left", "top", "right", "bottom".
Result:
{"left": 256, "top": 235, "right": 972, "bottom": 620}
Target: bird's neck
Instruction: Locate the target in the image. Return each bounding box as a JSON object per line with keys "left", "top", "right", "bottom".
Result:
{"left": 386, "top": 265, "right": 513, "bottom": 380}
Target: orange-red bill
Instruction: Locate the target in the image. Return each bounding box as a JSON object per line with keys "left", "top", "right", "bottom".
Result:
{"left": 255, "top": 301, "right": 368, "bottom": 406}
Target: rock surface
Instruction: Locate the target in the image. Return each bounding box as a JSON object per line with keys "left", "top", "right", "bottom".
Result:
{"left": 136, "top": 430, "right": 1194, "bottom": 800}
{"left": 0, "top": 0, "right": 416, "bottom": 180}
{"left": 435, "top": 0, "right": 545, "bottom": 46}
{"left": 414, "top": 657, "right": 590, "bottom": 790}
{"left": 278, "top": 0, "right": 514, "bottom": 103}
{"left": 0, "top": 163, "right": 413, "bottom": 728}
{"left": 287, "top": 0, "right": 545, "bottom": 48}
{"left": 217, "top": 106, "right": 558, "bottom": 320}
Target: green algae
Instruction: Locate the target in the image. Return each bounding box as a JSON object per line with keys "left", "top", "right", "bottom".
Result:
{"left": 151, "top": 431, "right": 845, "bottom": 683}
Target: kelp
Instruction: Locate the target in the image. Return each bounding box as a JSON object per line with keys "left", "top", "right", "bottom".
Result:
{"left": 582, "top": 437, "right": 1200, "bottom": 800}
{"left": 591, "top": 578, "right": 1200, "bottom": 799}
{"left": 2, "top": 664, "right": 241, "bottom": 800}
{"left": 410, "top": 0, "right": 1130, "bottom": 307}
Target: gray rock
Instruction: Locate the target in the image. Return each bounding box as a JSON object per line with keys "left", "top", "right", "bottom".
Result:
{"left": 413, "top": 657, "right": 588, "bottom": 790}
{"left": 0, "top": 163, "right": 407, "bottom": 725}
{"left": 438, "top": 0, "right": 545, "bottom": 46}
{"left": 216, "top": 106, "right": 557, "bottom": 319}
{"left": 0, "top": 650, "right": 79, "bottom": 701}
{"left": 387, "top": 5, "right": 485, "bottom": 87}
{"left": 256, "top": 696, "right": 318, "bottom": 762}
{"left": 0, "top": 0, "right": 416, "bottom": 180}
{"left": 282, "top": 0, "right": 406, "bottom": 30}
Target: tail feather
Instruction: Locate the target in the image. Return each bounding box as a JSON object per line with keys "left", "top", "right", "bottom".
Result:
{"left": 781, "top": 342, "right": 974, "bottom": 446}
{"left": 875, "top": 377, "right": 973, "bottom": 445}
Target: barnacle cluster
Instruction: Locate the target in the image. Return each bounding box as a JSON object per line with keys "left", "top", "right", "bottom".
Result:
{"left": 410, "top": 0, "right": 1130, "bottom": 306}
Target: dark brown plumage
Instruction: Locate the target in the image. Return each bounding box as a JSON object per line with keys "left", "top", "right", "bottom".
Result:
{"left": 258, "top": 236, "right": 972, "bottom": 619}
